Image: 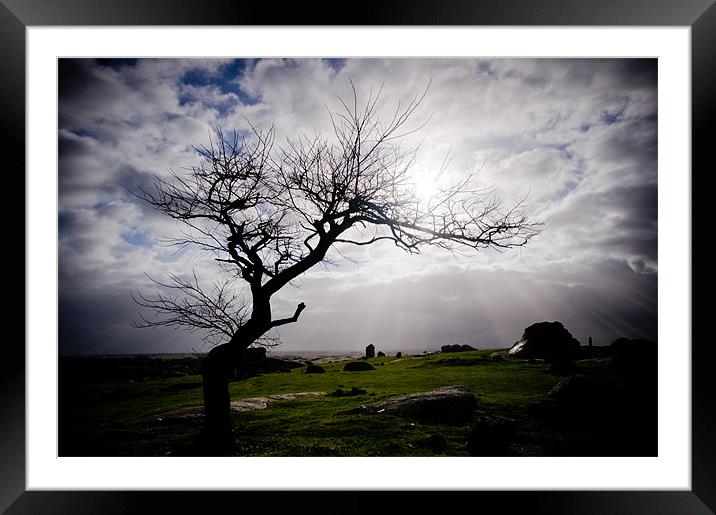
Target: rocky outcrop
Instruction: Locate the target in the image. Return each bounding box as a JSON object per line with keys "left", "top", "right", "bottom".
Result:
{"left": 508, "top": 321, "right": 580, "bottom": 360}
{"left": 610, "top": 338, "right": 657, "bottom": 375}
{"left": 343, "top": 385, "right": 477, "bottom": 425}
{"left": 232, "top": 348, "right": 305, "bottom": 379}
{"left": 441, "top": 344, "right": 477, "bottom": 353}
{"left": 305, "top": 364, "right": 325, "bottom": 374}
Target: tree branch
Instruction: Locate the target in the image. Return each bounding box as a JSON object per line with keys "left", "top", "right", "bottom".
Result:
{"left": 270, "top": 302, "right": 307, "bottom": 328}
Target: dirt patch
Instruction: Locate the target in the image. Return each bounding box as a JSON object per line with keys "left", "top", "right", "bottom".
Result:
{"left": 231, "top": 391, "right": 324, "bottom": 412}
{"left": 148, "top": 391, "right": 325, "bottom": 423}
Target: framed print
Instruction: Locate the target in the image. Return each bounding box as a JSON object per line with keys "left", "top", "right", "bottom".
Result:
{"left": 2, "top": 0, "right": 715, "bottom": 513}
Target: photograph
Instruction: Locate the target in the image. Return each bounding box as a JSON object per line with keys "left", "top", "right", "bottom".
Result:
{"left": 58, "top": 57, "right": 658, "bottom": 458}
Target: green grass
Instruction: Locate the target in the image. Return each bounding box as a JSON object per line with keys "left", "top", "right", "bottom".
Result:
{"left": 58, "top": 351, "right": 602, "bottom": 457}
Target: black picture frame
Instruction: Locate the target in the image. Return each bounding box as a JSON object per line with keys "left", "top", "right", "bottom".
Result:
{"left": 2, "top": 1, "right": 714, "bottom": 513}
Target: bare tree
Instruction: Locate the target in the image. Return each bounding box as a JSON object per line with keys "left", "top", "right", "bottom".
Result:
{"left": 134, "top": 84, "right": 542, "bottom": 454}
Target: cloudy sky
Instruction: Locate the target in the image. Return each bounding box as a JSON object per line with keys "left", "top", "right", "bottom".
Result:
{"left": 58, "top": 58, "right": 657, "bottom": 356}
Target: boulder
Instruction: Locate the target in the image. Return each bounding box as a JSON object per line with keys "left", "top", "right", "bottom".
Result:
{"left": 611, "top": 337, "right": 654, "bottom": 351}
{"left": 508, "top": 321, "right": 580, "bottom": 360}
{"left": 466, "top": 413, "right": 515, "bottom": 456}
{"left": 610, "top": 338, "right": 657, "bottom": 376}
{"left": 542, "top": 373, "right": 654, "bottom": 454}
{"left": 548, "top": 374, "right": 623, "bottom": 407}
{"left": 343, "top": 361, "right": 376, "bottom": 372}
{"left": 233, "top": 348, "right": 306, "bottom": 378}
{"left": 365, "top": 344, "right": 375, "bottom": 358}
{"left": 347, "top": 385, "right": 477, "bottom": 425}
{"left": 305, "top": 364, "right": 325, "bottom": 374}
{"left": 377, "top": 351, "right": 386, "bottom": 357}
{"left": 264, "top": 358, "right": 305, "bottom": 372}
{"left": 441, "top": 344, "right": 477, "bottom": 353}
{"left": 396, "top": 352, "right": 402, "bottom": 358}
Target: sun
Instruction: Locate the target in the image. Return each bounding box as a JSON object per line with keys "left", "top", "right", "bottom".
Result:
{"left": 412, "top": 171, "right": 439, "bottom": 201}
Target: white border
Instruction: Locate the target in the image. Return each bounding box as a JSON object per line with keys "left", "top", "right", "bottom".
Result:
{"left": 27, "top": 27, "right": 690, "bottom": 490}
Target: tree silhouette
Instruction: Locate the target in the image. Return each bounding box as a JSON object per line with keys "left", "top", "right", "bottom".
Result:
{"left": 133, "top": 84, "right": 542, "bottom": 454}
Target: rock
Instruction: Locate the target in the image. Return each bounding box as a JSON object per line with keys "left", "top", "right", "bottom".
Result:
{"left": 420, "top": 433, "right": 448, "bottom": 452}
{"left": 234, "top": 348, "right": 307, "bottom": 378}
{"left": 441, "top": 344, "right": 477, "bottom": 353}
{"left": 343, "top": 361, "right": 376, "bottom": 372}
{"left": 365, "top": 344, "right": 375, "bottom": 358}
{"left": 232, "top": 347, "right": 266, "bottom": 377}
{"left": 508, "top": 321, "right": 581, "bottom": 360}
{"left": 541, "top": 373, "right": 654, "bottom": 454}
{"left": 610, "top": 338, "right": 657, "bottom": 375}
{"left": 396, "top": 352, "right": 402, "bottom": 358}
{"left": 610, "top": 337, "right": 654, "bottom": 351}
{"left": 466, "top": 413, "right": 515, "bottom": 456}
{"left": 304, "top": 360, "right": 313, "bottom": 366}
{"left": 347, "top": 385, "right": 477, "bottom": 425}
{"left": 377, "top": 351, "right": 386, "bottom": 357}
{"left": 305, "top": 364, "right": 325, "bottom": 374}
{"left": 263, "top": 358, "right": 305, "bottom": 372}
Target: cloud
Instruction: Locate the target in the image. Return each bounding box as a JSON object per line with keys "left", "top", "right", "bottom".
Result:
{"left": 58, "top": 58, "right": 657, "bottom": 355}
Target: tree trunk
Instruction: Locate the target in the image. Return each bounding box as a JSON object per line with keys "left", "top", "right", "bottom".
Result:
{"left": 199, "top": 344, "right": 235, "bottom": 455}
{"left": 198, "top": 312, "right": 270, "bottom": 455}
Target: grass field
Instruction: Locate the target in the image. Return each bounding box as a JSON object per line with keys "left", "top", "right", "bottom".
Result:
{"left": 59, "top": 349, "right": 655, "bottom": 457}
